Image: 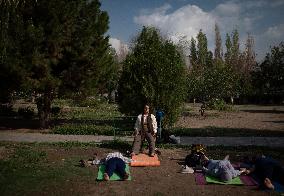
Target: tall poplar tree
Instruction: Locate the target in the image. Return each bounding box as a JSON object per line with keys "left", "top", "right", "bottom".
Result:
{"left": 196, "top": 29, "right": 208, "bottom": 69}
{"left": 214, "top": 23, "right": 223, "bottom": 62}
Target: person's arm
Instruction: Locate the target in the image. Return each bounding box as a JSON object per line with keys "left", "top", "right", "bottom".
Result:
{"left": 134, "top": 115, "right": 141, "bottom": 136}
{"left": 151, "top": 114, "right": 157, "bottom": 134}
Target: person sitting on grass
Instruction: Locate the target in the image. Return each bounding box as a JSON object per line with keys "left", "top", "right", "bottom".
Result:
{"left": 201, "top": 154, "right": 247, "bottom": 182}
{"left": 80, "top": 152, "right": 132, "bottom": 181}
{"left": 243, "top": 155, "right": 284, "bottom": 190}
{"left": 131, "top": 103, "right": 157, "bottom": 157}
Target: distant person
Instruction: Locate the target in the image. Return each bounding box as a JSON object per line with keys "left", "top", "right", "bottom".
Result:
{"left": 244, "top": 155, "right": 284, "bottom": 190}
{"left": 199, "top": 102, "right": 206, "bottom": 116}
{"left": 131, "top": 104, "right": 157, "bottom": 157}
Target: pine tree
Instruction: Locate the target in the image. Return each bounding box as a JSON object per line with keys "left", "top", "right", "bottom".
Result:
{"left": 1, "top": 0, "right": 114, "bottom": 127}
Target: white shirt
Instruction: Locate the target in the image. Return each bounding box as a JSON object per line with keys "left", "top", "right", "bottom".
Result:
{"left": 134, "top": 114, "right": 157, "bottom": 134}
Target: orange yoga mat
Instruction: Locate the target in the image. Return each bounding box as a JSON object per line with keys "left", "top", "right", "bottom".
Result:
{"left": 130, "top": 153, "right": 160, "bottom": 167}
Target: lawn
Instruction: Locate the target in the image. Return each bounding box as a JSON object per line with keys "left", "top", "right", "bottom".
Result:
{"left": 0, "top": 141, "right": 283, "bottom": 196}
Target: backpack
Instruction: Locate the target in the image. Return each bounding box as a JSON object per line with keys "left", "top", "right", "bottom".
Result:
{"left": 185, "top": 144, "right": 206, "bottom": 167}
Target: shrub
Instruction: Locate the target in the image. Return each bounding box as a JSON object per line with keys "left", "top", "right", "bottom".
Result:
{"left": 0, "top": 104, "right": 16, "bottom": 116}
{"left": 18, "top": 107, "right": 34, "bottom": 119}
{"left": 51, "top": 106, "right": 61, "bottom": 116}
{"left": 207, "top": 99, "right": 232, "bottom": 111}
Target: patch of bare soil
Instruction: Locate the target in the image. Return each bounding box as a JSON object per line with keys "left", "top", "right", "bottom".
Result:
{"left": 40, "top": 147, "right": 267, "bottom": 196}
{"left": 176, "top": 105, "right": 284, "bottom": 131}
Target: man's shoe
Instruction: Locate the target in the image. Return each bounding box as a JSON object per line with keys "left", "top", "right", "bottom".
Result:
{"left": 149, "top": 153, "right": 155, "bottom": 157}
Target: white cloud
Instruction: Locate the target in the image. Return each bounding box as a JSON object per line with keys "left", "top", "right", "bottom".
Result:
{"left": 133, "top": 1, "right": 282, "bottom": 61}
{"left": 134, "top": 4, "right": 216, "bottom": 48}
{"left": 109, "top": 37, "right": 129, "bottom": 56}
{"left": 255, "top": 23, "right": 284, "bottom": 61}
{"left": 214, "top": 2, "right": 240, "bottom": 16}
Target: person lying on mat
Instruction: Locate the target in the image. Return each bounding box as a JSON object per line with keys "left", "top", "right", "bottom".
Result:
{"left": 243, "top": 155, "right": 284, "bottom": 190}
{"left": 80, "top": 152, "right": 132, "bottom": 181}
{"left": 131, "top": 103, "right": 157, "bottom": 157}
{"left": 201, "top": 154, "right": 247, "bottom": 182}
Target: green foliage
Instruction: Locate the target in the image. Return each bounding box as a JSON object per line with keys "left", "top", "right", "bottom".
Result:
{"left": 118, "top": 26, "right": 187, "bottom": 126}
{"left": 0, "top": 0, "right": 117, "bottom": 128}
{"left": 51, "top": 106, "right": 61, "bottom": 116}
{"left": 252, "top": 42, "right": 284, "bottom": 101}
{"left": 187, "top": 63, "right": 238, "bottom": 102}
{"left": 197, "top": 29, "right": 209, "bottom": 68}
{"left": 57, "top": 103, "right": 121, "bottom": 120}
{"left": 0, "top": 144, "right": 94, "bottom": 195}
{"left": 207, "top": 99, "right": 232, "bottom": 111}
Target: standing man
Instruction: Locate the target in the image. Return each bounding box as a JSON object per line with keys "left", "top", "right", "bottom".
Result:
{"left": 131, "top": 104, "right": 157, "bottom": 157}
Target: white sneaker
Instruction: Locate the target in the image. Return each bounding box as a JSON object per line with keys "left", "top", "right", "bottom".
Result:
{"left": 181, "top": 165, "right": 194, "bottom": 174}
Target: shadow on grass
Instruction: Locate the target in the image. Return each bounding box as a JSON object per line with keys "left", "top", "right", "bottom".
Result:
{"left": 240, "top": 109, "right": 284, "bottom": 114}
{"left": 0, "top": 117, "right": 40, "bottom": 130}
{"left": 0, "top": 116, "right": 136, "bottom": 132}
{"left": 169, "top": 127, "right": 284, "bottom": 137}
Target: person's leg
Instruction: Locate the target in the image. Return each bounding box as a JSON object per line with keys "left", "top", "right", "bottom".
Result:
{"left": 145, "top": 132, "right": 155, "bottom": 156}
{"left": 139, "top": 133, "right": 146, "bottom": 153}
{"left": 105, "top": 158, "right": 117, "bottom": 180}
{"left": 219, "top": 160, "right": 240, "bottom": 181}
{"left": 114, "top": 157, "right": 128, "bottom": 180}
{"left": 132, "top": 134, "right": 142, "bottom": 155}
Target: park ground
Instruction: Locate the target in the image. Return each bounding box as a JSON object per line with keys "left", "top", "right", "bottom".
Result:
{"left": 0, "top": 103, "right": 284, "bottom": 195}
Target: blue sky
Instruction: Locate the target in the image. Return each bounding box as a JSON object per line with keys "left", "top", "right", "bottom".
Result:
{"left": 101, "top": 0, "right": 284, "bottom": 62}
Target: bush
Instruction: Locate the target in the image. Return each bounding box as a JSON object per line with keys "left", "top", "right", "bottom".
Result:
{"left": 0, "top": 104, "right": 16, "bottom": 116}
{"left": 207, "top": 99, "right": 232, "bottom": 111}
{"left": 18, "top": 107, "right": 34, "bottom": 119}
{"left": 51, "top": 106, "right": 61, "bottom": 116}
{"left": 75, "top": 97, "right": 100, "bottom": 107}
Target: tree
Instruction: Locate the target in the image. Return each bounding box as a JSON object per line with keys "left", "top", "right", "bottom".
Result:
{"left": 224, "top": 33, "right": 232, "bottom": 66}
{"left": 214, "top": 23, "right": 223, "bottom": 62}
{"left": 253, "top": 42, "right": 284, "bottom": 102}
{"left": 189, "top": 37, "right": 198, "bottom": 70}
{"left": 118, "top": 26, "right": 187, "bottom": 126}
{"left": 196, "top": 29, "right": 208, "bottom": 69}
{"left": 231, "top": 29, "right": 240, "bottom": 72}
{"left": 0, "top": 0, "right": 26, "bottom": 102}
{"left": 243, "top": 33, "right": 256, "bottom": 77}
{"left": 1, "top": 0, "right": 114, "bottom": 127}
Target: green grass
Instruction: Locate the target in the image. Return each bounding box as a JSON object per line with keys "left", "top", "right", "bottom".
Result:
{"left": 0, "top": 141, "right": 284, "bottom": 195}
{"left": 0, "top": 143, "right": 95, "bottom": 195}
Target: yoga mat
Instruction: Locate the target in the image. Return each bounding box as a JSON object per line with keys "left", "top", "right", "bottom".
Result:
{"left": 206, "top": 175, "right": 243, "bottom": 185}
{"left": 240, "top": 175, "right": 258, "bottom": 186}
{"left": 130, "top": 153, "right": 160, "bottom": 167}
{"left": 96, "top": 164, "right": 131, "bottom": 181}
{"left": 195, "top": 172, "right": 206, "bottom": 185}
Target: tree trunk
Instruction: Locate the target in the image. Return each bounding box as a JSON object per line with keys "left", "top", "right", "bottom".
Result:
{"left": 36, "top": 92, "right": 52, "bottom": 129}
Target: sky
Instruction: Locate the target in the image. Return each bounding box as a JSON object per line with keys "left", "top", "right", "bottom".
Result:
{"left": 101, "top": 0, "right": 284, "bottom": 62}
